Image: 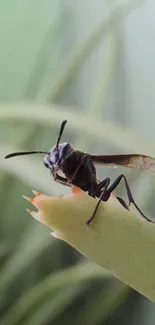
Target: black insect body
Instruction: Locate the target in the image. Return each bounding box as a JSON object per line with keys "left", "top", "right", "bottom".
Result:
{"left": 44, "top": 145, "right": 97, "bottom": 195}
{"left": 5, "top": 120, "right": 155, "bottom": 225}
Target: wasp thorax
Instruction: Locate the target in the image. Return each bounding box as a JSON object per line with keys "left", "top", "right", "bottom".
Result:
{"left": 43, "top": 142, "right": 73, "bottom": 170}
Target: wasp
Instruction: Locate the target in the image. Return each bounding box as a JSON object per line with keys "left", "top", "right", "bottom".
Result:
{"left": 5, "top": 120, "right": 155, "bottom": 225}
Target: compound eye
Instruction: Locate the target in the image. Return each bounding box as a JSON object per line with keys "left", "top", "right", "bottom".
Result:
{"left": 55, "top": 152, "right": 59, "bottom": 162}
{"left": 47, "top": 151, "right": 59, "bottom": 165}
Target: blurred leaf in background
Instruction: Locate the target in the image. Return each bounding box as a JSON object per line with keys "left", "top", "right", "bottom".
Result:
{"left": 0, "top": 0, "right": 155, "bottom": 324}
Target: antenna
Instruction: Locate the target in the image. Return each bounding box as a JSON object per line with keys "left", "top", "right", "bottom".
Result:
{"left": 5, "top": 151, "right": 48, "bottom": 159}
{"left": 56, "top": 120, "right": 67, "bottom": 149}
{"left": 5, "top": 120, "right": 68, "bottom": 159}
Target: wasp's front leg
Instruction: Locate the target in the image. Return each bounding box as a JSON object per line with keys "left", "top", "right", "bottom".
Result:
{"left": 50, "top": 170, "right": 71, "bottom": 188}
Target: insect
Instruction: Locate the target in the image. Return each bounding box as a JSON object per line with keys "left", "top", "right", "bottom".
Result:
{"left": 5, "top": 120, "right": 155, "bottom": 225}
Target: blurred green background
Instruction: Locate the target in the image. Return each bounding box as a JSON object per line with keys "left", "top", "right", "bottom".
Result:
{"left": 1, "top": 0, "right": 155, "bottom": 324}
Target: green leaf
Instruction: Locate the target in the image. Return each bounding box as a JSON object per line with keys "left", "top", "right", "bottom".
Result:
{"left": 24, "top": 187, "right": 155, "bottom": 302}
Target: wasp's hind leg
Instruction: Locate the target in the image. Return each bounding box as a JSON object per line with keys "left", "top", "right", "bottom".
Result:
{"left": 101, "top": 174, "right": 155, "bottom": 224}
{"left": 86, "top": 178, "right": 110, "bottom": 225}
{"left": 116, "top": 196, "right": 129, "bottom": 210}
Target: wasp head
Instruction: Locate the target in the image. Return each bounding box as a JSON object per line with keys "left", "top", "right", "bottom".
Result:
{"left": 44, "top": 142, "right": 73, "bottom": 172}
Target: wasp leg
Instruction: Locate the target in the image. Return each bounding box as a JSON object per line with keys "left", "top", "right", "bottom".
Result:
{"left": 96, "top": 177, "right": 129, "bottom": 210}
{"left": 96, "top": 178, "right": 110, "bottom": 195}
{"left": 101, "top": 174, "right": 155, "bottom": 224}
{"left": 96, "top": 178, "right": 129, "bottom": 210}
{"left": 51, "top": 172, "right": 70, "bottom": 187}
{"left": 87, "top": 174, "right": 155, "bottom": 225}
{"left": 116, "top": 196, "right": 129, "bottom": 210}
{"left": 86, "top": 178, "right": 110, "bottom": 225}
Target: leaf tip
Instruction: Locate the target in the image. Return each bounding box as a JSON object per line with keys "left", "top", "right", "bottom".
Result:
{"left": 32, "top": 189, "right": 40, "bottom": 197}
{"left": 23, "top": 195, "right": 33, "bottom": 203}
{"left": 26, "top": 208, "right": 39, "bottom": 220}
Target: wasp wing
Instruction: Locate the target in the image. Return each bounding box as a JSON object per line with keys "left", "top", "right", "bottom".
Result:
{"left": 88, "top": 154, "right": 155, "bottom": 172}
